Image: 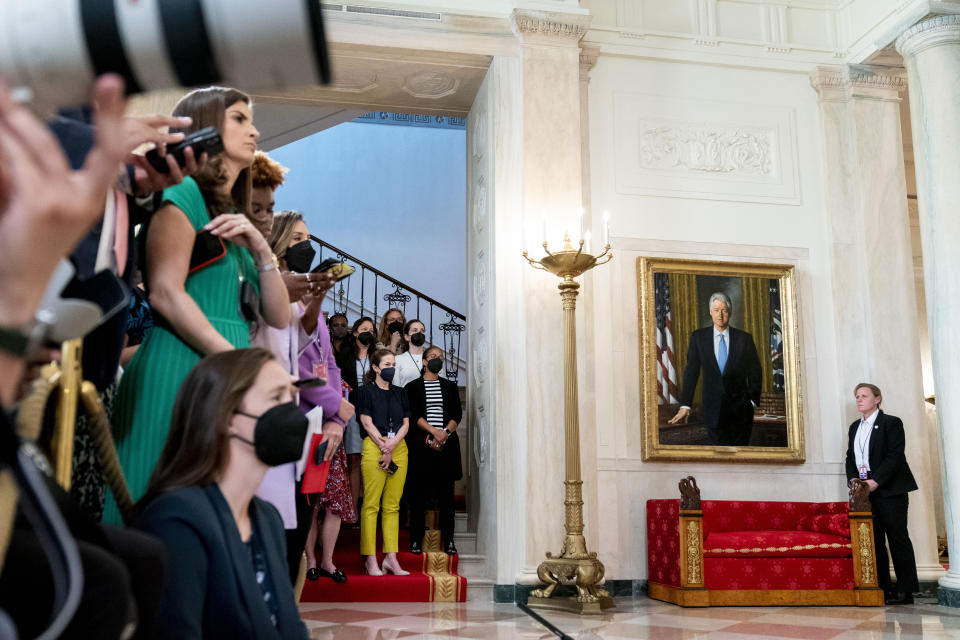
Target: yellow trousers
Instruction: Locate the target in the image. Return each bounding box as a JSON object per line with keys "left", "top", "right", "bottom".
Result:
{"left": 360, "top": 437, "right": 408, "bottom": 555}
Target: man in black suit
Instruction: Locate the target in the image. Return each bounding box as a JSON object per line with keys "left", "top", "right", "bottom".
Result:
{"left": 668, "top": 292, "right": 762, "bottom": 445}
{"left": 845, "top": 383, "right": 919, "bottom": 605}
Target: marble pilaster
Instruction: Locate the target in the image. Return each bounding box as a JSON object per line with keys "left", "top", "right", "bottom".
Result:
{"left": 810, "top": 64, "right": 944, "bottom": 584}
{"left": 508, "top": 7, "right": 594, "bottom": 585}
{"left": 896, "top": 14, "right": 960, "bottom": 601}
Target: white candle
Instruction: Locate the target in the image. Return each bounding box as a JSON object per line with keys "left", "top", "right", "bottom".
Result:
{"left": 603, "top": 210, "right": 610, "bottom": 245}
{"left": 541, "top": 212, "right": 547, "bottom": 244}
{"left": 584, "top": 230, "right": 592, "bottom": 254}
{"left": 578, "top": 206, "right": 584, "bottom": 242}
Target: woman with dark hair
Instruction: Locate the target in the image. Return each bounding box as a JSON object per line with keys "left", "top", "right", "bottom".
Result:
{"left": 328, "top": 313, "right": 349, "bottom": 356}
{"left": 404, "top": 346, "right": 462, "bottom": 555}
{"left": 133, "top": 348, "right": 309, "bottom": 639}
{"left": 335, "top": 316, "right": 376, "bottom": 512}
{"left": 393, "top": 319, "right": 427, "bottom": 388}
{"left": 105, "top": 87, "right": 291, "bottom": 525}
{"left": 376, "top": 307, "right": 405, "bottom": 354}
{"left": 356, "top": 349, "right": 410, "bottom": 576}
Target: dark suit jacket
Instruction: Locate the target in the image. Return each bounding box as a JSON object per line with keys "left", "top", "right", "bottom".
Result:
{"left": 845, "top": 410, "right": 918, "bottom": 498}
{"left": 134, "top": 485, "right": 308, "bottom": 640}
{"left": 404, "top": 376, "right": 463, "bottom": 481}
{"left": 678, "top": 326, "right": 762, "bottom": 438}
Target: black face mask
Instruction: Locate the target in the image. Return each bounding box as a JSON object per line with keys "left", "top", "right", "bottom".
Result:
{"left": 331, "top": 326, "right": 348, "bottom": 339}
{"left": 357, "top": 331, "right": 375, "bottom": 346}
{"left": 233, "top": 402, "right": 308, "bottom": 466}
{"left": 284, "top": 240, "right": 315, "bottom": 274}
{"left": 426, "top": 358, "right": 443, "bottom": 374}
{"left": 410, "top": 333, "right": 426, "bottom": 347}
{"left": 387, "top": 320, "right": 403, "bottom": 334}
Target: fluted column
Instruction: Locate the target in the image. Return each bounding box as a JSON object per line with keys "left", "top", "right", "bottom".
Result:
{"left": 810, "top": 64, "right": 944, "bottom": 585}
{"left": 897, "top": 15, "right": 960, "bottom": 605}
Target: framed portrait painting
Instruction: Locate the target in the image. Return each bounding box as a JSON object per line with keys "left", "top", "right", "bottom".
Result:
{"left": 637, "top": 257, "right": 804, "bottom": 462}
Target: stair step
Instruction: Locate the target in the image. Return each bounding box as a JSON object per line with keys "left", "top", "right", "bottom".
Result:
{"left": 455, "top": 512, "right": 468, "bottom": 533}
{"left": 465, "top": 578, "right": 494, "bottom": 602}
{"left": 450, "top": 532, "right": 476, "bottom": 555}
{"left": 456, "top": 553, "right": 486, "bottom": 580}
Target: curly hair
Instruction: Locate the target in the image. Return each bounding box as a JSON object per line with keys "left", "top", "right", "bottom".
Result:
{"left": 251, "top": 151, "right": 288, "bottom": 190}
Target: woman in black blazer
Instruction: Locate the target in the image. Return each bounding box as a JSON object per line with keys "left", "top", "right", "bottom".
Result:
{"left": 134, "top": 348, "right": 309, "bottom": 640}
{"left": 404, "top": 346, "right": 463, "bottom": 555}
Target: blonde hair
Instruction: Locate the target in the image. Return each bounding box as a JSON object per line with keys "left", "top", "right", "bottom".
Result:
{"left": 269, "top": 210, "right": 304, "bottom": 259}
{"left": 377, "top": 308, "right": 406, "bottom": 347}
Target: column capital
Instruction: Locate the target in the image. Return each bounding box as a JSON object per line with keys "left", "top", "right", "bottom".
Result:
{"left": 579, "top": 45, "right": 601, "bottom": 82}
{"left": 511, "top": 9, "right": 592, "bottom": 44}
{"left": 810, "top": 65, "right": 906, "bottom": 103}
{"left": 896, "top": 15, "right": 960, "bottom": 59}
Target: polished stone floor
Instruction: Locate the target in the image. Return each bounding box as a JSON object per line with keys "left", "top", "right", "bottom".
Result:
{"left": 299, "top": 594, "right": 960, "bottom": 638}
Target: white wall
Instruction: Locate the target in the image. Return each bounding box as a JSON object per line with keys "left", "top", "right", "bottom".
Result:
{"left": 584, "top": 55, "right": 847, "bottom": 579}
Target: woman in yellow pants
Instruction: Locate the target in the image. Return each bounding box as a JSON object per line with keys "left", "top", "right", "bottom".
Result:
{"left": 355, "top": 348, "right": 411, "bottom": 576}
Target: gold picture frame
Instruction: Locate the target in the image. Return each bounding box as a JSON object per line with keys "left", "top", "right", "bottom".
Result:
{"left": 637, "top": 257, "right": 804, "bottom": 463}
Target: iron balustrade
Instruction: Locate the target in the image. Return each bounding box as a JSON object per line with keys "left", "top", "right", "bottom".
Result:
{"left": 311, "top": 235, "right": 466, "bottom": 383}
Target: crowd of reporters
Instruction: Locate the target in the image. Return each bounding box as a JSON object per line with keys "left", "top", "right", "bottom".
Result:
{"left": 0, "top": 72, "right": 461, "bottom": 640}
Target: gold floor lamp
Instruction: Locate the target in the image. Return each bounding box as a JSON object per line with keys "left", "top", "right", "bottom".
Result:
{"left": 522, "top": 226, "right": 614, "bottom": 614}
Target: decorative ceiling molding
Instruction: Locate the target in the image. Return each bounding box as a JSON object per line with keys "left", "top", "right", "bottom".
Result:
{"left": 329, "top": 72, "right": 380, "bottom": 93}
{"left": 809, "top": 64, "right": 906, "bottom": 102}
{"left": 579, "top": 44, "right": 601, "bottom": 80}
{"left": 401, "top": 71, "right": 461, "bottom": 98}
{"left": 511, "top": 9, "right": 592, "bottom": 42}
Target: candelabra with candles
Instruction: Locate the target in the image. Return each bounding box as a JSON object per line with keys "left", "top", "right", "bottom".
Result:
{"left": 521, "top": 212, "right": 614, "bottom": 614}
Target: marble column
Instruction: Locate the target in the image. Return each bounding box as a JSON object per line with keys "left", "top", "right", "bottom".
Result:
{"left": 810, "top": 65, "right": 945, "bottom": 585}
{"left": 509, "top": 7, "right": 593, "bottom": 585}
{"left": 897, "top": 15, "right": 960, "bottom": 605}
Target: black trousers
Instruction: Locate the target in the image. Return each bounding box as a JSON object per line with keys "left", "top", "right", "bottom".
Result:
{"left": 871, "top": 492, "right": 919, "bottom": 593}
{"left": 284, "top": 481, "right": 314, "bottom": 586}
{"left": 409, "top": 477, "right": 455, "bottom": 547}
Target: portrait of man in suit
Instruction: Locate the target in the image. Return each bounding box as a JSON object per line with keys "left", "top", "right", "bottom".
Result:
{"left": 667, "top": 292, "right": 763, "bottom": 446}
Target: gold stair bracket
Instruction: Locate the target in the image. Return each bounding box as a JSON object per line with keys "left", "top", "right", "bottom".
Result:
{"left": 0, "top": 471, "right": 18, "bottom": 575}
{"left": 523, "top": 234, "right": 614, "bottom": 615}
{"left": 52, "top": 339, "right": 83, "bottom": 490}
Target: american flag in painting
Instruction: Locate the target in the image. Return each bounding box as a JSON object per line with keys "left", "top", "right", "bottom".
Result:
{"left": 769, "top": 279, "right": 784, "bottom": 392}
{"left": 654, "top": 273, "right": 678, "bottom": 404}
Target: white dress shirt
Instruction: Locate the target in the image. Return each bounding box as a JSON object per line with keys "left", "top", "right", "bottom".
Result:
{"left": 854, "top": 409, "right": 880, "bottom": 472}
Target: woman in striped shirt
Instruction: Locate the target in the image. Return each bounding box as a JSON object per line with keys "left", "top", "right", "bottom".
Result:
{"left": 403, "top": 346, "right": 463, "bottom": 555}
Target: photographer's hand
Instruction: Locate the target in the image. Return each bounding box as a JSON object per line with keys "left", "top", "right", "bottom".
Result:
{"left": 0, "top": 74, "right": 133, "bottom": 403}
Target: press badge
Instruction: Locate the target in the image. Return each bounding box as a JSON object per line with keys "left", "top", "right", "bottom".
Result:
{"left": 858, "top": 465, "right": 868, "bottom": 480}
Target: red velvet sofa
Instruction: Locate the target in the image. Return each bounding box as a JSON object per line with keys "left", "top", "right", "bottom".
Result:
{"left": 646, "top": 477, "right": 884, "bottom": 606}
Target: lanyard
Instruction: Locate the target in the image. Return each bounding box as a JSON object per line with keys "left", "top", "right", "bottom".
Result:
{"left": 857, "top": 420, "right": 871, "bottom": 463}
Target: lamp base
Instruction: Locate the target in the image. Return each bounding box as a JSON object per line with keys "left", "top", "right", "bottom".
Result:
{"left": 527, "top": 554, "right": 615, "bottom": 615}
{"left": 527, "top": 593, "right": 615, "bottom": 615}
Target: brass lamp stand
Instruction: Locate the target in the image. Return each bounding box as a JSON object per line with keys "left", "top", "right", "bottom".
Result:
{"left": 522, "top": 232, "right": 614, "bottom": 614}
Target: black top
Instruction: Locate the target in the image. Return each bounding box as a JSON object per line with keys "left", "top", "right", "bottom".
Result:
{"left": 134, "top": 485, "right": 308, "bottom": 640}
{"left": 844, "top": 410, "right": 918, "bottom": 498}
{"left": 404, "top": 376, "right": 463, "bottom": 481}
{"left": 355, "top": 384, "right": 410, "bottom": 437}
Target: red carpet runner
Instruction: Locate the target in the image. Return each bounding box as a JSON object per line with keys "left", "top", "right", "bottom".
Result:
{"left": 299, "top": 527, "right": 467, "bottom": 602}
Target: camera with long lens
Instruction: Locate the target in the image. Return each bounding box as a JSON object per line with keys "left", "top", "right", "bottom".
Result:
{"left": 0, "top": 0, "right": 331, "bottom": 112}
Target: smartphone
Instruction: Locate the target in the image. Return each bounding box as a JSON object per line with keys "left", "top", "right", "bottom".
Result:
{"left": 189, "top": 230, "right": 227, "bottom": 273}
{"left": 385, "top": 461, "right": 399, "bottom": 475}
{"left": 311, "top": 257, "right": 355, "bottom": 281}
{"left": 293, "top": 377, "right": 326, "bottom": 388}
{"left": 145, "top": 126, "right": 224, "bottom": 174}
{"left": 313, "top": 440, "right": 329, "bottom": 465}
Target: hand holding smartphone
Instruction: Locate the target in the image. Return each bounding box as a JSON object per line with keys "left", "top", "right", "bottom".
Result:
{"left": 145, "top": 126, "right": 224, "bottom": 174}
{"left": 311, "top": 257, "right": 355, "bottom": 281}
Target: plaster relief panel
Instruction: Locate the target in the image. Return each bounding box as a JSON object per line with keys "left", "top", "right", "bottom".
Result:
{"left": 472, "top": 175, "right": 488, "bottom": 234}
{"left": 614, "top": 92, "right": 800, "bottom": 205}
{"left": 402, "top": 71, "right": 460, "bottom": 99}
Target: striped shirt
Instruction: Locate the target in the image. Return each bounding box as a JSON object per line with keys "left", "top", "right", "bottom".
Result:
{"left": 424, "top": 380, "right": 444, "bottom": 429}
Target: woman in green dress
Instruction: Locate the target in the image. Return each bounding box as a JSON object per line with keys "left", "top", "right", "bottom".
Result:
{"left": 103, "top": 87, "right": 291, "bottom": 525}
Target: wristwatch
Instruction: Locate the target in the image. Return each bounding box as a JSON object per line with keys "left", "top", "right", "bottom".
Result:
{"left": 0, "top": 314, "right": 49, "bottom": 358}
{"left": 442, "top": 427, "right": 451, "bottom": 436}
{"left": 257, "top": 253, "right": 280, "bottom": 272}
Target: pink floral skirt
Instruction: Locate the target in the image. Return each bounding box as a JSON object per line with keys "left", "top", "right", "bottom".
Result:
{"left": 311, "top": 445, "right": 357, "bottom": 523}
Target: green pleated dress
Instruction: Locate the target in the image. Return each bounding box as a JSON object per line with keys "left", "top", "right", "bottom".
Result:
{"left": 102, "top": 178, "right": 259, "bottom": 525}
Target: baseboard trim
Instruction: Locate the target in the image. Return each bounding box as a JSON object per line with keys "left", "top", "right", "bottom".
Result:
{"left": 493, "top": 580, "right": 644, "bottom": 604}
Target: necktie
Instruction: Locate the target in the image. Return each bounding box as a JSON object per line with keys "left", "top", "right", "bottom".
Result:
{"left": 717, "top": 334, "right": 728, "bottom": 373}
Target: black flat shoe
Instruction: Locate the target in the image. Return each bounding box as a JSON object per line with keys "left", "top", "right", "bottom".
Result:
{"left": 306, "top": 568, "right": 320, "bottom": 581}
{"left": 885, "top": 592, "right": 914, "bottom": 605}
{"left": 409, "top": 540, "right": 422, "bottom": 555}
{"left": 444, "top": 541, "right": 458, "bottom": 556}
{"left": 318, "top": 567, "right": 348, "bottom": 583}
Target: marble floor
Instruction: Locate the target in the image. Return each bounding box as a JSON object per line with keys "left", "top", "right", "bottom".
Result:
{"left": 299, "top": 595, "right": 960, "bottom": 639}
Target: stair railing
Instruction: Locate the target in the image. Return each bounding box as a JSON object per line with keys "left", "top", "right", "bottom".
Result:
{"left": 311, "top": 235, "right": 466, "bottom": 384}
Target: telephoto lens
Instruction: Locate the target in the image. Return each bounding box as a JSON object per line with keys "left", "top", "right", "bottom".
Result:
{"left": 0, "top": 0, "right": 330, "bottom": 112}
